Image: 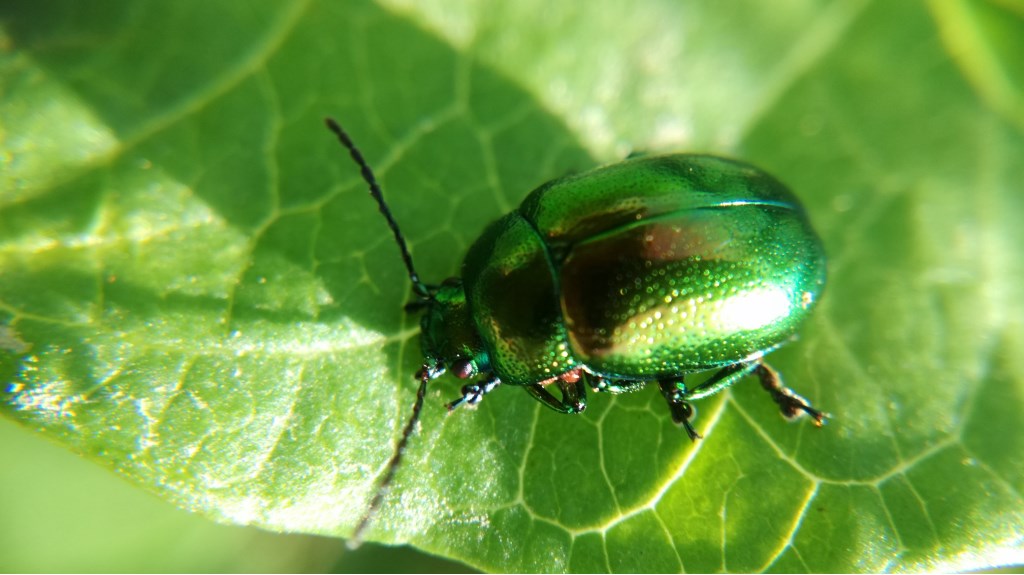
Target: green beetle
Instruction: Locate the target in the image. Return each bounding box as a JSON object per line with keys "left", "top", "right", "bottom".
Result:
{"left": 326, "top": 119, "right": 827, "bottom": 544}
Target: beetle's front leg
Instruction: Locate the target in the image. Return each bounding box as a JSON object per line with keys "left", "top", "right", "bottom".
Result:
{"left": 447, "top": 376, "right": 501, "bottom": 411}
{"left": 523, "top": 373, "right": 587, "bottom": 414}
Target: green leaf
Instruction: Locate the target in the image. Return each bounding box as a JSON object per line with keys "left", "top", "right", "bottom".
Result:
{"left": 2, "top": 0, "right": 1022, "bottom": 572}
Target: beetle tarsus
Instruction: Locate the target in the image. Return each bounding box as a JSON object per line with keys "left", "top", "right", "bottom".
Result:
{"left": 681, "top": 415, "right": 702, "bottom": 442}
{"left": 446, "top": 377, "right": 500, "bottom": 412}
{"left": 659, "top": 379, "right": 702, "bottom": 441}
{"left": 754, "top": 362, "right": 830, "bottom": 425}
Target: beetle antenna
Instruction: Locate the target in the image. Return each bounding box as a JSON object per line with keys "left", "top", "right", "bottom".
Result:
{"left": 348, "top": 369, "right": 430, "bottom": 549}
{"left": 325, "top": 118, "right": 430, "bottom": 298}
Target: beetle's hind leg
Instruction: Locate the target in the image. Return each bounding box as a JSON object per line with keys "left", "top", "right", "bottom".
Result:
{"left": 447, "top": 376, "right": 501, "bottom": 411}
{"left": 754, "top": 362, "right": 829, "bottom": 425}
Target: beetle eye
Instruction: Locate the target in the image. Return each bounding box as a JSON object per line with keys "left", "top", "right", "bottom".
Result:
{"left": 451, "top": 358, "right": 475, "bottom": 379}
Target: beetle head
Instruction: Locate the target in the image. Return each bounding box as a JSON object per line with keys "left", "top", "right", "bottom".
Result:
{"left": 419, "top": 278, "right": 490, "bottom": 381}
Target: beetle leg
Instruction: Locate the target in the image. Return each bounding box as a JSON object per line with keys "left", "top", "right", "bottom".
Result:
{"left": 583, "top": 373, "right": 646, "bottom": 394}
{"left": 684, "top": 361, "right": 761, "bottom": 401}
{"left": 557, "top": 376, "right": 587, "bottom": 413}
{"left": 523, "top": 378, "right": 587, "bottom": 414}
{"left": 446, "top": 376, "right": 501, "bottom": 412}
{"left": 658, "top": 379, "right": 701, "bottom": 441}
{"left": 754, "top": 362, "right": 829, "bottom": 425}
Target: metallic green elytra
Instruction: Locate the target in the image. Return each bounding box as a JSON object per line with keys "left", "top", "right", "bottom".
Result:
{"left": 325, "top": 119, "right": 827, "bottom": 544}
{"left": 421, "top": 153, "right": 828, "bottom": 435}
